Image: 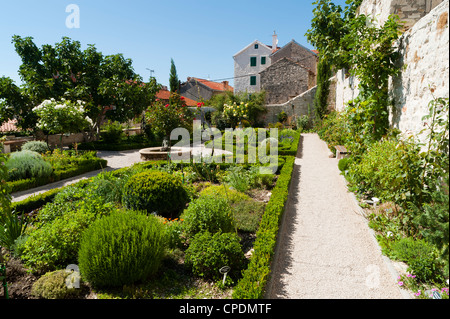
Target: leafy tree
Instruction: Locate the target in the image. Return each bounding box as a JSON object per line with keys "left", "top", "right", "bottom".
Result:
{"left": 342, "top": 14, "right": 402, "bottom": 156}
{"left": 33, "top": 99, "right": 91, "bottom": 149}
{"left": 306, "top": 0, "right": 362, "bottom": 70}
{"left": 145, "top": 92, "right": 192, "bottom": 148}
{"left": 306, "top": 0, "right": 362, "bottom": 119}
{"left": 0, "top": 36, "right": 159, "bottom": 137}
{"left": 169, "top": 58, "right": 180, "bottom": 93}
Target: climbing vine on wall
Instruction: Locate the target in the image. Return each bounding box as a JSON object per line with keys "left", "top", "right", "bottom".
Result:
{"left": 343, "top": 14, "right": 402, "bottom": 157}
{"left": 307, "top": 0, "right": 402, "bottom": 156}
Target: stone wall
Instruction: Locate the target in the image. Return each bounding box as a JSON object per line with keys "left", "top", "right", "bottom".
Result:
{"left": 271, "top": 40, "right": 318, "bottom": 74}
{"left": 261, "top": 76, "right": 337, "bottom": 126}
{"left": 334, "top": 0, "right": 449, "bottom": 138}
{"left": 260, "top": 58, "right": 310, "bottom": 105}
{"left": 359, "top": 0, "right": 444, "bottom": 29}
{"left": 35, "top": 132, "right": 87, "bottom": 149}
{"left": 390, "top": 0, "right": 449, "bottom": 137}
{"left": 179, "top": 80, "right": 214, "bottom": 101}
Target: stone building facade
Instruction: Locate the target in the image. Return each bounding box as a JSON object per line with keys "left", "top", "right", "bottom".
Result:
{"left": 233, "top": 40, "right": 275, "bottom": 94}
{"left": 260, "top": 40, "right": 318, "bottom": 105}
{"left": 179, "top": 77, "right": 233, "bottom": 101}
{"left": 260, "top": 58, "right": 313, "bottom": 105}
{"left": 270, "top": 40, "right": 318, "bottom": 75}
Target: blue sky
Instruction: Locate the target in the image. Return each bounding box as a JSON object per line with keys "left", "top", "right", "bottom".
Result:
{"left": 0, "top": 0, "right": 348, "bottom": 88}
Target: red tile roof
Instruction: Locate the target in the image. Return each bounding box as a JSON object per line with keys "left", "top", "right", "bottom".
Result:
{"left": 155, "top": 89, "right": 198, "bottom": 107}
{"left": 0, "top": 119, "right": 18, "bottom": 132}
{"left": 189, "top": 78, "right": 233, "bottom": 92}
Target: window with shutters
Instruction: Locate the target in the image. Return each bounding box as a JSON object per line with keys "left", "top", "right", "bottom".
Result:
{"left": 261, "top": 56, "right": 266, "bottom": 65}
{"left": 250, "top": 76, "right": 257, "bottom": 86}
{"left": 250, "top": 57, "right": 257, "bottom": 67}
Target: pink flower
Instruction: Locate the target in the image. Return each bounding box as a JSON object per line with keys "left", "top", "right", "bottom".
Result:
{"left": 415, "top": 290, "right": 421, "bottom": 296}
{"left": 398, "top": 281, "right": 404, "bottom": 286}
{"left": 165, "top": 104, "right": 169, "bottom": 108}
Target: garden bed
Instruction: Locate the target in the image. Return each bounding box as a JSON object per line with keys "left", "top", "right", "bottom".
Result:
{"left": 2, "top": 128, "right": 300, "bottom": 300}
{"left": 6, "top": 150, "right": 107, "bottom": 193}
{"left": 3, "top": 157, "right": 295, "bottom": 299}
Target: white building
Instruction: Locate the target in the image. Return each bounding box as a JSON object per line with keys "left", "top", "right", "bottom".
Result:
{"left": 233, "top": 32, "right": 279, "bottom": 94}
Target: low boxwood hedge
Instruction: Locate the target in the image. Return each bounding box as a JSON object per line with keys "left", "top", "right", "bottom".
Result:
{"left": 8, "top": 158, "right": 107, "bottom": 193}
{"left": 232, "top": 156, "right": 295, "bottom": 299}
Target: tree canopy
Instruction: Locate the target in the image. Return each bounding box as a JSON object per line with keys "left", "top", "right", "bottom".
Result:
{"left": 0, "top": 36, "right": 160, "bottom": 133}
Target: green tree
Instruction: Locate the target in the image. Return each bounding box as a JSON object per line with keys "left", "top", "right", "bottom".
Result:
{"left": 169, "top": 58, "right": 180, "bottom": 93}
{"left": 0, "top": 36, "right": 159, "bottom": 137}
{"left": 306, "top": 0, "right": 362, "bottom": 70}
{"left": 313, "top": 57, "right": 333, "bottom": 119}
{"left": 342, "top": 14, "right": 402, "bottom": 156}
{"left": 306, "top": 0, "right": 362, "bottom": 120}
{"left": 33, "top": 99, "right": 91, "bottom": 149}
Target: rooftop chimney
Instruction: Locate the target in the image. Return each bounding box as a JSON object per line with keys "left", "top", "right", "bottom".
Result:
{"left": 272, "top": 31, "right": 278, "bottom": 53}
{"left": 222, "top": 81, "right": 229, "bottom": 89}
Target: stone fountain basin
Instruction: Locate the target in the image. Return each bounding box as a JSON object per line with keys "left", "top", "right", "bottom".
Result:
{"left": 139, "top": 147, "right": 191, "bottom": 161}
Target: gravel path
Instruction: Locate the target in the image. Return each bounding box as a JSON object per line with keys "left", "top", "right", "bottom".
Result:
{"left": 266, "top": 133, "right": 407, "bottom": 299}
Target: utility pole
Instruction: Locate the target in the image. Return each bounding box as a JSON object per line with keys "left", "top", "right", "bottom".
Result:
{"left": 146, "top": 68, "right": 154, "bottom": 79}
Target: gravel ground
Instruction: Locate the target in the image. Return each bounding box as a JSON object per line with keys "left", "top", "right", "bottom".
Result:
{"left": 266, "top": 133, "right": 407, "bottom": 299}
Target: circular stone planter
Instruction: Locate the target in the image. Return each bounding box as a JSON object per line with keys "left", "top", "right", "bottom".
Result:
{"left": 139, "top": 147, "right": 191, "bottom": 161}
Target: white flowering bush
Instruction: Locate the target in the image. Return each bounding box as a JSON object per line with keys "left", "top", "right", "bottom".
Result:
{"left": 223, "top": 102, "right": 249, "bottom": 128}
{"left": 33, "top": 99, "right": 92, "bottom": 136}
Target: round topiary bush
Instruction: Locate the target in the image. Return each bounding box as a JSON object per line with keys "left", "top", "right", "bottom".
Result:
{"left": 184, "top": 231, "right": 246, "bottom": 281}
{"left": 180, "top": 195, "right": 235, "bottom": 238}
{"left": 78, "top": 210, "right": 166, "bottom": 288}
{"left": 5, "top": 150, "right": 53, "bottom": 181}
{"left": 122, "top": 170, "right": 188, "bottom": 217}
{"left": 338, "top": 157, "right": 351, "bottom": 172}
{"left": 31, "top": 269, "right": 84, "bottom": 299}
{"left": 21, "top": 141, "right": 50, "bottom": 154}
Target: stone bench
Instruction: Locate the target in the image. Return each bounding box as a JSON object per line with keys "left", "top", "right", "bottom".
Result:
{"left": 2, "top": 139, "right": 30, "bottom": 153}
{"left": 335, "top": 145, "right": 348, "bottom": 160}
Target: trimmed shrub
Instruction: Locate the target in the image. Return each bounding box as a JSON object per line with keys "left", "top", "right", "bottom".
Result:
{"left": 338, "top": 157, "right": 351, "bottom": 172}
{"left": 180, "top": 195, "right": 235, "bottom": 238}
{"left": 391, "top": 237, "right": 444, "bottom": 282}
{"left": 21, "top": 141, "right": 50, "bottom": 154}
{"left": 184, "top": 231, "right": 246, "bottom": 281}
{"left": 233, "top": 156, "right": 295, "bottom": 299}
{"left": 78, "top": 211, "right": 166, "bottom": 288}
{"left": 31, "top": 269, "right": 84, "bottom": 299}
{"left": 122, "top": 170, "right": 188, "bottom": 217}
{"left": 6, "top": 150, "right": 53, "bottom": 182}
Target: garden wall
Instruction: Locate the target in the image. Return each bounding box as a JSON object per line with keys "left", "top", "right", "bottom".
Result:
{"left": 358, "top": 0, "right": 444, "bottom": 29}
{"left": 334, "top": 0, "right": 449, "bottom": 138}
{"left": 262, "top": 76, "right": 336, "bottom": 126}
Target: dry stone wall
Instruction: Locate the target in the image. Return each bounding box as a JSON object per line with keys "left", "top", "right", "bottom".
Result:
{"left": 261, "top": 77, "right": 336, "bottom": 126}
{"left": 334, "top": 0, "right": 448, "bottom": 138}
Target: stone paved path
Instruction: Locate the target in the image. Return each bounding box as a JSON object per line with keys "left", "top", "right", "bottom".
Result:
{"left": 266, "top": 133, "right": 408, "bottom": 299}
